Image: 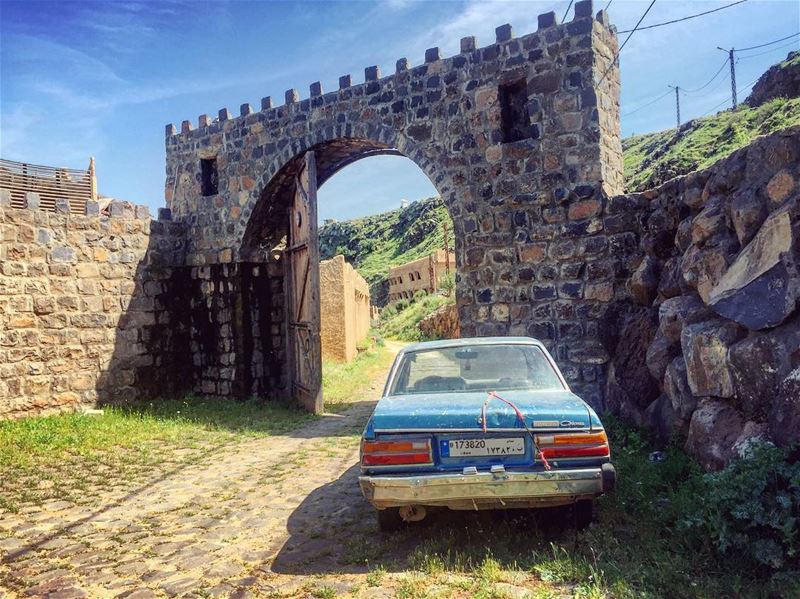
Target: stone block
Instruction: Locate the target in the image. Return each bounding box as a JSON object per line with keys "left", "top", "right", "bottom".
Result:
{"left": 685, "top": 399, "right": 744, "bottom": 470}
{"left": 681, "top": 319, "right": 744, "bottom": 398}
{"left": 495, "top": 24, "right": 513, "bottom": 42}
{"left": 0, "top": 188, "right": 10, "bottom": 207}
{"left": 424, "top": 47, "right": 441, "bottom": 63}
{"left": 460, "top": 36, "right": 476, "bottom": 52}
{"left": 85, "top": 200, "right": 100, "bottom": 216}
{"left": 25, "top": 192, "right": 41, "bottom": 209}
{"left": 260, "top": 96, "right": 273, "bottom": 110}
{"left": 364, "top": 66, "right": 380, "bottom": 81}
{"left": 537, "top": 11, "right": 556, "bottom": 28}
{"left": 708, "top": 208, "right": 796, "bottom": 330}
{"left": 658, "top": 295, "right": 710, "bottom": 344}
{"left": 664, "top": 356, "right": 696, "bottom": 421}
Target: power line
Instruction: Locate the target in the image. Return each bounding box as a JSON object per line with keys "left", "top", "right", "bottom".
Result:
{"left": 598, "top": 0, "right": 657, "bottom": 84}
{"left": 737, "top": 39, "right": 800, "bottom": 61}
{"left": 621, "top": 89, "right": 672, "bottom": 117}
{"left": 700, "top": 72, "right": 760, "bottom": 117}
{"left": 736, "top": 31, "right": 799, "bottom": 52}
{"left": 682, "top": 58, "right": 730, "bottom": 94}
{"left": 617, "top": 0, "right": 747, "bottom": 34}
{"left": 561, "top": 0, "right": 574, "bottom": 24}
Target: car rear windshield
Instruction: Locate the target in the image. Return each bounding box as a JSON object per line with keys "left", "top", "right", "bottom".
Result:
{"left": 388, "top": 344, "right": 565, "bottom": 395}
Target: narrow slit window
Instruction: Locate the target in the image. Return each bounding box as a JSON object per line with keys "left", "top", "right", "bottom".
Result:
{"left": 499, "top": 78, "right": 530, "bottom": 143}
{"left": 201, "top": 158, "right": 218, "bottom": 196}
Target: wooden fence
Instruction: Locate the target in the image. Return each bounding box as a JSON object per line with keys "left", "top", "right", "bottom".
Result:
{"left": 0, "top": 158, "right": 97, "bottom": 214}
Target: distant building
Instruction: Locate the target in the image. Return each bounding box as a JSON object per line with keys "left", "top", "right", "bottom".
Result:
{"left": 400, "top": 199, "right": 408, "bottom": 209}
{"left": 387, "top": 249, "right": 455, "bottom": 302}
{"left": 320, "top": 255, "right": 372, "bottom": 363}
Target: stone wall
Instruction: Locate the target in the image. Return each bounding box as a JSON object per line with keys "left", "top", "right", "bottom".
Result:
{"left": 0, "top": 191, "right": 186, "bottom": 418}
{"left": 320, "top": 255, "right": 371, "bottom": 363}
{"left": 605, "top": 126, "right": 800, "bottom": 469}
{"left": 163, "top": 0, "right": 622, "bottom": 404}
{"left": 418, "top": 302, "right": 460, "bottom": 340}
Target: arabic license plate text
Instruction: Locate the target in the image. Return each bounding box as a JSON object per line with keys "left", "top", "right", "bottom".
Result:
{"left": 446, "top": 438, "right": 524, "bottom": 457}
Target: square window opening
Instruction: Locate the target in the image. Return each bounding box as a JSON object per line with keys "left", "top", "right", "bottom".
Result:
{"left": 201, "top": 158, "right": 219, "bottom": 196}
{"left": 499, "top": 78, "right": 531, "bottom": 143}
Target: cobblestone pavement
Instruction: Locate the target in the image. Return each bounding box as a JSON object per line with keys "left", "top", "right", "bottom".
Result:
{"left": 1, "top": 342, "right": 564, "bottom": 599}
{"left": 0, "top": 390, "right": 394, "bottom": 598}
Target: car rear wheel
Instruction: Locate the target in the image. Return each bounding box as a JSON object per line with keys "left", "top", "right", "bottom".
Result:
{"left": 574, "top": 499, "right": 593, "bottom": 530}
{"left": 377, "top": 508, "right": 404, "bottom": 532}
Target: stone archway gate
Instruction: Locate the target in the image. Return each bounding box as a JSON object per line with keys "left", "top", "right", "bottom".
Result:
{"left": 162, "top": 0, "right": 623, "bottom": 410}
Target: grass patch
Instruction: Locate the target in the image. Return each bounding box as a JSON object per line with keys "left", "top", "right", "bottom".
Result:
{"left": 624, "top": 96, "right": 800, "bottom": 191}
{"left": 0, "top": 396, "right": 313, "bottom": 512}
{"left": 381, "top": 416, "right": 799, "bottom": 599}
{"left": 322, "top": 340, "right": 399, "bottom": 413}
{"left": 378, "top": 292, "right": 454, "bottom": 342}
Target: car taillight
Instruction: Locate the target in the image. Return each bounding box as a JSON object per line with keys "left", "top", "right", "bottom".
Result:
{"left": 535, "top": 431, "right": 610, "bottom": 459}
{"left": 361, "top": 439, "right": 432, "bottom": 466}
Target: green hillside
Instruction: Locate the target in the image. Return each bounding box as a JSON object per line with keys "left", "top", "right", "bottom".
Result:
{"left": 623, "top": 96, "right": 800, "bottom": 191}
{"left": 319, "top": 196, "right": 453, "bottom": 306}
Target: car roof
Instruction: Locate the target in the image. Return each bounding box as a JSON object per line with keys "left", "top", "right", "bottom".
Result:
{"left": 398, "top": 336, "right": 546, "bottom": 354}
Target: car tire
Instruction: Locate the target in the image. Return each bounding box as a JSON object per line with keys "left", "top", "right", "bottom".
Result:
{"left": 377, "top": 508, "right": 404, "bottom": 532}
{"left": 574, "top": 499, "right": 593, "bottom": 530}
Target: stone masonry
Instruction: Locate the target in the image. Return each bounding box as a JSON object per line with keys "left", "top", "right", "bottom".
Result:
{"left": 164, "top": 0, "right": 622, "bottom": 405}
{"left": 601, "top": 127, "right": 800, "bottom": 468}
{"left": 320, "top": 255, "right": 371, "bottom": 363}
{"left": 0, "top": 191, "right": 186, "bottom": 418}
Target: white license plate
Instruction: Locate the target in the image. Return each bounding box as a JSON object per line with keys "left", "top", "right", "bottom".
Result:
{"left": 446, "top": 437, "right": 525, "bottom": 457}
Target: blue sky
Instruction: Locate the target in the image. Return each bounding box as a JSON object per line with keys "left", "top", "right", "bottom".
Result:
{"left": 1, "top": 0, "right": 798, "bottom": 221}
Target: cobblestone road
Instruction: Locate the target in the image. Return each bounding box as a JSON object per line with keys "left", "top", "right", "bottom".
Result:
{"left": 0, "top": 390, "right": 392, "bottom": 598}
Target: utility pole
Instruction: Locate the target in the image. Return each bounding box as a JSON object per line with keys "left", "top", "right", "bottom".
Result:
{"left": 442, "top": 220, "right": 451, "bottom": 275}
{"left": 717, "top": 47, "right": 737, "bottom": 108}
{"left": 668, "top": 85, "right": 680, "bottom": 128}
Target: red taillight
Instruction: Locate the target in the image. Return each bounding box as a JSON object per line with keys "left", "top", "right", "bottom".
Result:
{"left": 536, "top": 431, "right": 610, "bottom": 459}
{"left": 361, "top": 439, "right": 432, "bottom": 466}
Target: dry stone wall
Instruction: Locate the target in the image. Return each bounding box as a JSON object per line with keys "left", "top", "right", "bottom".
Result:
{"left": 0, "top": 191, "right": 187, "bottom": 418}
{"left": 605, "top": 126, "right": 800, "bottom": 469}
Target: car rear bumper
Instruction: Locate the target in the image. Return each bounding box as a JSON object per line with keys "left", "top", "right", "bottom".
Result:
{"left": 360, "top": 464, "right": 615, "bottom": 510}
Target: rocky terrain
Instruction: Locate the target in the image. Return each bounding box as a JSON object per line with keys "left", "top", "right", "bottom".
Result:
{"left": 746, "top": 50, "right": 800, "bottom": 108}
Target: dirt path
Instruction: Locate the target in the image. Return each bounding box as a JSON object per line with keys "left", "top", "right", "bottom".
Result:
{"left": 0, "top": 346, "right": 406, "bottom": 598}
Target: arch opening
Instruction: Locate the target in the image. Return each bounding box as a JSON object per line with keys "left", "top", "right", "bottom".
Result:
{"left": 239, "top": 137, "right": 458, "bottom": 412}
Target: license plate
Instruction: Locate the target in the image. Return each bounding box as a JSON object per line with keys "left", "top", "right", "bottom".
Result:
{"left": 441, "top": 437, "right": 525, "bottom": 457}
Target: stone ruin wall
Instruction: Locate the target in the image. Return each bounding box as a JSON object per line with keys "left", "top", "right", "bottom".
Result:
{"left": 0, "top": 191, "right": 187, "bottom": 418}
{"left": 604, "top": 126, "right": 800, "bottom": 469}
{"left": 320, "top": 254, "right": 371, "bottom": 363}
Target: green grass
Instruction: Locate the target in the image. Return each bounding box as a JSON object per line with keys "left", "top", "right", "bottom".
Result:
{"left": 0, "top": 397, "right": 314, "bottom": 512}
{"left": 321, "top": 341, "right": 398, "bottom": 413}
{"left": 378, "top": 292, "right": 454, "bottom": 342}
{"left": 384, "top": 417, "right": 799, "bottom": 599}
{"left": 623, "top": 96, "right": 800, "bottom": 191}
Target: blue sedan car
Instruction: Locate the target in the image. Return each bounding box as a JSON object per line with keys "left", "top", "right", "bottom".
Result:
{"left": 359, "top": 337, "right": 616, "bottom": 531}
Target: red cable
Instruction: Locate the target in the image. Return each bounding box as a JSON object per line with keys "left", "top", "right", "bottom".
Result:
{"left": 485, "top": 391, "right": 551, "bottom": 471}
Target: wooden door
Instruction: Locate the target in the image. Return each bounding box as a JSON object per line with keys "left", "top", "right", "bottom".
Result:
{"left": 287, "top": 151, "right": 322, "bottom": 413}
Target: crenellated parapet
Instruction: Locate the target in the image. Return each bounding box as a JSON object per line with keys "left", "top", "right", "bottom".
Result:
{"left": 166, "top": 3, "right": 616, "bottom": 146}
